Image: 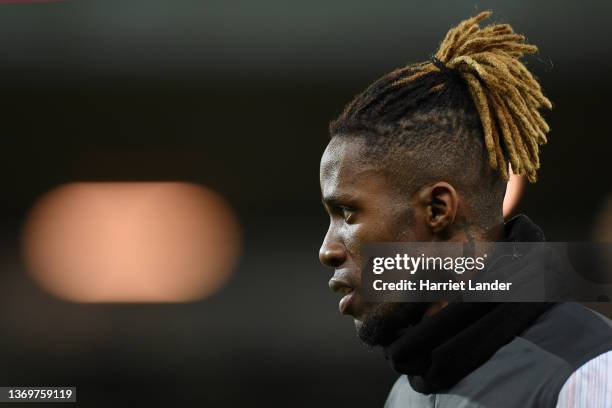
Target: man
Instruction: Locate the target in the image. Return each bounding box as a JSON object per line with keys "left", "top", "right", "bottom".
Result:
{"left": 319, "top": 11, "right": 612, "bottom": 408}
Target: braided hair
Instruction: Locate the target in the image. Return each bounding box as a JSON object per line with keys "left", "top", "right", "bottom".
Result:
{"left": 330, "top": 11, "right": 552, "bottom": 187}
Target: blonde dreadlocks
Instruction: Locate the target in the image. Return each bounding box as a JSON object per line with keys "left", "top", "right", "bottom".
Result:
{"left": 330, "top": 11, "right": 552, "bottom": 184}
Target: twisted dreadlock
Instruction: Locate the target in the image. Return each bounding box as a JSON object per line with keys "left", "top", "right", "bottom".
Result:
{"left": 330, "top": 11, "right": 552, "bottom": 186}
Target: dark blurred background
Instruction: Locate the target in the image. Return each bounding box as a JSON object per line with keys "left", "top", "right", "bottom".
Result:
{"left": 0, "top": 0, "right": 611, "bottom": 406}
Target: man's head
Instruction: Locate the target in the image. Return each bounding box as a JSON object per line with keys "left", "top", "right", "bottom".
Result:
{"left": 319, "top": 11, "right": 552, "bottom": 346}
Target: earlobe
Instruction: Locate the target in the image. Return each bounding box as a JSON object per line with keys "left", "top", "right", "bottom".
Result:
{"left": 418, "top": 182, "right": 459, "bottom": 236}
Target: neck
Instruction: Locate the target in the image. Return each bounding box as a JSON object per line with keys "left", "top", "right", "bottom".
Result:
{"left": 452, "top": 219, "right": 504, "bottom": 243}
{"left": 482, "top": 221, "right": 505, "bottom": 241}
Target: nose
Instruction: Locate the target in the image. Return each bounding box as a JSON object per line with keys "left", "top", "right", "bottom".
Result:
{"left": 319, "top": 230, "right": 347, "bottom": 268}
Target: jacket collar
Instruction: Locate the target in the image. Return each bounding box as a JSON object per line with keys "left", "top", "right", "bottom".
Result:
{"left": 504, "top": 214, "right": 546, "bottom": 242}
{"left": 383, "top": 214, "right": 554, "bottom": 394}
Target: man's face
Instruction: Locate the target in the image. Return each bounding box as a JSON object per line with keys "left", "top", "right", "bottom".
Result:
{"left": 319, "top": 136, "right": 432, "bottom": 346}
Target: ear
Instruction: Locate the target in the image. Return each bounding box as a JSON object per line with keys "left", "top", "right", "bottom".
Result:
{"left": 416, "top": 182, "right": 459, "bottom": 237}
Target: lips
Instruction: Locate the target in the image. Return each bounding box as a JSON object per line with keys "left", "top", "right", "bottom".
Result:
{"left": 329, "top": 273, "right": 358, "bottom": 316}
{"left": 338, "top": 290, "right": 355, "bottom": 315}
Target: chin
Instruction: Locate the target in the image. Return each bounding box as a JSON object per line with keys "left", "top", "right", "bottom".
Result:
{"left": 355, "top": 302, "right": 431, "bottom": 347}
{"left": 353, "top": 318, "right": 364, "bottom": 332}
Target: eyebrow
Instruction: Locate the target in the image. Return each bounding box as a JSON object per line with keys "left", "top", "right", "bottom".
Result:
{"left": 321, "top": 193, "right": 355, "bottom": 208}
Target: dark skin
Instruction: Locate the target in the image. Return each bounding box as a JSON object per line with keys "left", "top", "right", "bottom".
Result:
{"left": 319, "top": 136, "right": 503, "bottom": 342}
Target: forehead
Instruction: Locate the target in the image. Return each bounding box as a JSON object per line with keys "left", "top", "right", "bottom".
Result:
{"left": 320, "top": 137, "right": 390, "bottom": 198}
{"left": 320, "top": 136, "right": 362, "bottom": 178}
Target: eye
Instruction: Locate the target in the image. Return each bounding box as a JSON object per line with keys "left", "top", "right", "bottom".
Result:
{"left": 340, "top": 206, "right": 355, "bottom": 223}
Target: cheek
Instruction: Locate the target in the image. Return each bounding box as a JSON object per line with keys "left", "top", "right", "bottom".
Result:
{"left": 342, "top": 224, "right": 365, "bottom": 262}
{"left": 394, "top": 223, "right": 419, "bottom": 242}
{"left": 343, "top": 216, "right": 398, "bottom": 255}
{"left": 342, "top": 223, "right": 395, "bottom": 264}
{"left": 342, "top": 207, "right": 417, "bottom": 261}
{"left": 388, "top": 207, "right": 420, "bottom": 241}
{"left": 342, "top": 223, "right": 381, "bottom": 275}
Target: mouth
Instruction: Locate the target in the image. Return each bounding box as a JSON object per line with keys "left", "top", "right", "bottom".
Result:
{"left": 338, "top": 288, "right": 355, "bottom": 315}
{"left": 329, "top": 276, "right": 357, "bottom": 316}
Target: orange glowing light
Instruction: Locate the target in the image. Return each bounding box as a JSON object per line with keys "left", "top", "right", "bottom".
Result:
{"left": 21, "top": 182, "right": 241, "bottom": 303}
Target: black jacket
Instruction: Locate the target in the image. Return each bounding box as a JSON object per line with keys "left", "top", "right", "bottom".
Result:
{"left": 383, "top": 215, "right": 612, "bottom": 407}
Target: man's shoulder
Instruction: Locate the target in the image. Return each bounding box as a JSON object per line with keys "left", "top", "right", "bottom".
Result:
{"left": 520, "top": 302, "right": 612, "bottom": 369}
{"left": 556, "top": 350, "right": 612, "bottom": 408}
{"left": 383, "top": 335, "right": 569, "bottom": 408}
{"left": 384, "top": 304, "right": 612, "bottom": 408}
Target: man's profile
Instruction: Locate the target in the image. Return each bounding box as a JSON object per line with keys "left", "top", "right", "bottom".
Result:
{"left": 319, "top": 11, "right": 612, "bottom": 407}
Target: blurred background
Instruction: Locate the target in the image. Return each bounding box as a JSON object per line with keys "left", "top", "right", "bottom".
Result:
{"left": 0, "top": 0, "right": 611, "bottom": 406}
